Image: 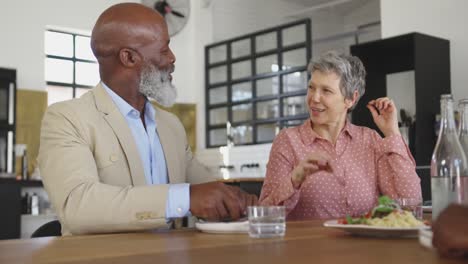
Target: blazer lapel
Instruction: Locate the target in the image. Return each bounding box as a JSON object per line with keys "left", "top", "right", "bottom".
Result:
{"left": 154, "top": 108, "right": 181, "bottom": 184}
{"left": 93, "top": 84, "right": 146, "bottom": 186}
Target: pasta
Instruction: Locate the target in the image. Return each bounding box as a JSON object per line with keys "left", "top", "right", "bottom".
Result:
{"left": 365, "top": 210, "right": 425, "bottom": 228}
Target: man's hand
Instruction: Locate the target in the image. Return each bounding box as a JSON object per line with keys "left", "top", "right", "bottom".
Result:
{"left": 190, "top": 182, "right": 258, "bottom": 221}
{"left": 367, "top": 97, "right": 400, "bottom": 137}
{"left": 291, "top": 151, "right": 333, "bottom": 189}
{"left": 432, "top": 204, "right": 468, "bottom": 258}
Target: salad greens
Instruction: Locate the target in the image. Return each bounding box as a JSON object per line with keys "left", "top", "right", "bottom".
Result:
{"left": 341, "top": 196, "right": 400, "bottom": 224}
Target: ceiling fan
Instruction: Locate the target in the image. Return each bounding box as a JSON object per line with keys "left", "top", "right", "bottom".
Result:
{"left": 142, "top": 0, "right": 190, "bottom": 36}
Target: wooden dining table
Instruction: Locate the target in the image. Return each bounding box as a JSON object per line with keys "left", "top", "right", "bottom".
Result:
{"left": 0, "top": 220, "right": 463, "bottom": 264}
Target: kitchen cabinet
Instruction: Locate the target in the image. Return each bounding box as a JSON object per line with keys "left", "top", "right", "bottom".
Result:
{"left": 0, "top": 179, "right": 42, "bottom": 239}
{"left": 0, "top": 68, "right": 16, "bottom": 175}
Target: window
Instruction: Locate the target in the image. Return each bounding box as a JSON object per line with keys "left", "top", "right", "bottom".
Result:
{"left": 205, "top": 19, "right": 312, "bottom": 147}
{"left": 45, "top": 30, "right": 99, "bottom": 105}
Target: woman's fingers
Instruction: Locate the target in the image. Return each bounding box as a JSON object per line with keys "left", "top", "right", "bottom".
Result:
{"left": 368, "top": 97, "right": 395, "bottom": 113}
{"left": 303, "top": 157, "right": 333, "bottom": 173}
{"left": 367, "top": 103, "right": 379, "bottom": 118}
{"left": 303, "top": 163, "right": 319, "bottom": 174}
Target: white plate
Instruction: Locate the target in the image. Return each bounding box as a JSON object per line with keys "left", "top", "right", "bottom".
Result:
{"left": 419, "top": 229, "right": 433, "bottom": 249}
{"left": 195, "top": 220, "right": 249, "bottom": 234}
{"left": 323, "top": 220, "right": 430, "bottom": 238}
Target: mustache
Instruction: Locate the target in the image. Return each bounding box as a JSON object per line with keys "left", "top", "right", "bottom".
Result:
{"left": 163, "top": 64, "right": 175, "bottom": 74}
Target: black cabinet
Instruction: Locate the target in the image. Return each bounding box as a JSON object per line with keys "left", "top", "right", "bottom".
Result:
{"left": 351, "top": 33, "right": 451, "bottom": 201}
{"left": 0, "top": 179, "right": 43, "bottom": 239}
{"left": 0, "top": 68, "right": 16, "bottom": 175}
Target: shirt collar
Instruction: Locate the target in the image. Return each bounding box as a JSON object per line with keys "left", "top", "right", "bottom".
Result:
{"left": 299, "top": 119, "right": 355, "bottom": 145}
{"left": 101, "top": 82, "right": 156, "bottom": 125}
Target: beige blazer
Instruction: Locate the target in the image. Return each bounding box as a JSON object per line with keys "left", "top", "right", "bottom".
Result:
{"left": 38, "top": 83, "right": 214, "bottom": 235}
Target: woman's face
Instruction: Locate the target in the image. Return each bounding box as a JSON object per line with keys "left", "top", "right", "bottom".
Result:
{"left": 306, "top": 70, "right": 355, "bottom": 126}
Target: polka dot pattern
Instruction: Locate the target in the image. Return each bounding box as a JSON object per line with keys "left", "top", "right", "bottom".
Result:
{"left": 259, "top": 120, "right": 422, "bottom": 220}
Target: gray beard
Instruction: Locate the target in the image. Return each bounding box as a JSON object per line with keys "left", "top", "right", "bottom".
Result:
{"left": 138, "top": 64, "right": 177, "bottom": 107}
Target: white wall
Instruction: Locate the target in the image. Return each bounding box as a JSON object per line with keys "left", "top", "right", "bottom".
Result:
{"left": 211, "top": 0, "right": 305, "bottom": 42}
{"left": 381, "top": 0, "right": 468, "bottom": 101}
{"left": 0, "top": 0, "right": 140, "bottom": 90}
{"left": 170, "top": 1, "right": 212, "bottom": 104}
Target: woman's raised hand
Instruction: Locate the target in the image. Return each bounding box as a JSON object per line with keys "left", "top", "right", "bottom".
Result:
{"left": 367, "top": 97, "right": 400, "bottom": 137}
{"left": 291, "top": 151, "right": 333, "bottom": 189}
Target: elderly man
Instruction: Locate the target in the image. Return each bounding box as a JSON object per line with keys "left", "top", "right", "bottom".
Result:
{"left": 38, "top": 3, "right": 256, "bottom": 236}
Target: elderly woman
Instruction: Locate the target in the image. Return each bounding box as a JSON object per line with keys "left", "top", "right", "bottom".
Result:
{"left": 259, "top": 51, "right": 421, "bottom": 220}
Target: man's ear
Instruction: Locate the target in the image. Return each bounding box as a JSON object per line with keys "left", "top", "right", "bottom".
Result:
{"left": 119, "top": 48, "right": 141, "bottom": 68}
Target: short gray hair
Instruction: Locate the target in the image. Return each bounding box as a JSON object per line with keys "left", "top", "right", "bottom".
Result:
{"left": 308, "top": 51, "right": 366, "bottom": 111}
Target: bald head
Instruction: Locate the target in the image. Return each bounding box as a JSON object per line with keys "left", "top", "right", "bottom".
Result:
{"left": 91, "top": 3, "right": 166, "bottom": 59}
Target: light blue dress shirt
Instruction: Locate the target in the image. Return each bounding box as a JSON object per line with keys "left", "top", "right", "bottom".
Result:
{"left": 102, "top": 83, "right": 190, "bottom": 219}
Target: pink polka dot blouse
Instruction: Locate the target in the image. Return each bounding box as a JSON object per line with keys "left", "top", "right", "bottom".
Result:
{"left": 259, "top": 119, "right": 422, "bottom": 220}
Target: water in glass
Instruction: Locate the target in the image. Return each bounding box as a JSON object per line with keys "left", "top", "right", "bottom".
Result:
{"left": 248, "top": 206, "right": 285, "bottom": 238}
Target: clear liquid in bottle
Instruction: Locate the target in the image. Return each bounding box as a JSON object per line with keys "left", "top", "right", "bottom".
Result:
{"left": 431, "top": 94, "right": 468, "bottom": 220}
{"left": 459, "top": 99, "right": 468, "bottom": 158}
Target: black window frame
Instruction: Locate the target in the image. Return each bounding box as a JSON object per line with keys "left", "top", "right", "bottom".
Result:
{"left": 205, "top": 19, "right": 312, "bottom": 148}
{"left": 45, "top": 29, "right": 97, "bottom": 99}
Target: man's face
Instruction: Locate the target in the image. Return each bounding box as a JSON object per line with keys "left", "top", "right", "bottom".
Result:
{"left": 139, "top": 62, "right": 176, "bottom": 107}
{"left": 137, "top": 24, "right": 177, "bottom": 106}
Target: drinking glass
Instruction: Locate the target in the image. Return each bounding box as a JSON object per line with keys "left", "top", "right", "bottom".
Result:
{"left": 248, "top": 206, "right": 285, "bottom": 238}
{"left": 396, "top": 198, "right": 423, "bottom": 220}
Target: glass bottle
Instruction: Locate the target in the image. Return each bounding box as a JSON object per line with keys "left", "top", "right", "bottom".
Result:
{"left": 459, "top": 99, "right": 468, "bottom": 155}
{"left": 431, "top": 94, "right": 468, "bottom": 220}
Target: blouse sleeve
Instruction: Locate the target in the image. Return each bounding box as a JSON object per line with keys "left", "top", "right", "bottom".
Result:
{"left": 372, "top": 131, "right": 422, "bottom": 202}
{"left": 259, "top": 130, "right": 302, "bottom": 215}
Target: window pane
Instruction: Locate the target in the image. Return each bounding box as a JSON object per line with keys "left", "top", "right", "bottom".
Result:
{"left": 283, "top": 71, "right": 307, "bottom": 93}
{"left": 209, "top": 65, "right": 227, "bottom": 84}
{"left": 76, "top": 87, "right": 91, "bottom": 98}
{"left": 282, "top": 24, "right": 306, "bottom": 47}
{"left": 209, "top": 107, "right": 227, "bottom": 125}
{"left": 76, "top": 36, "right": 96, "bottom": 61}
{"left": 232, "top": 60, "right": 251, "bottom": 80}
{"left": 45, "top": 58, "right": 73, "bottom": 83}
{"left": 209, "top": 128, "right": 227, "bottom": 146}
{"left": 232, "top": 82, "right": 252, "bottom": 102}
{"left": 232, "top": 125, "right": 252, "bottom": 144}
{"left": 283, "top": 96, "right": 308, "bottom": 117}
{"left": 209, "top": 86, "right": 227, "bottom": 105}
{"left": 256, "top": 77, "right": 279, "bottom": 97}
{"left": 257, "top": 100, "right": 279, "bottom": 119}
{"left": 256, "top": 54, "right": 278, "bottom": 75}
{"left": 257, "top": 123, "right": 279, "bottom": 142}
{"left": 232, "top": 38, "right": 250, "bottom": 58}
{"left": 283, "top": 48, "right": 307, "bottom": 69}
{"left": 75, "top": 62, "right": 99, "bottom": 86}
{"left": 47, "top": 85, "right": 73, "bottom": 105}
{"left": 232, "top": 103, "right": 252, "bottom": 122}
{"left": 45, "top": 31, "right": 73, "bottom": 57}
{"left": 209, "top": 45, "right": 227, "bottom": 64}
{"left": 256, "top": 32, "right": 277, "bottom": 53}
